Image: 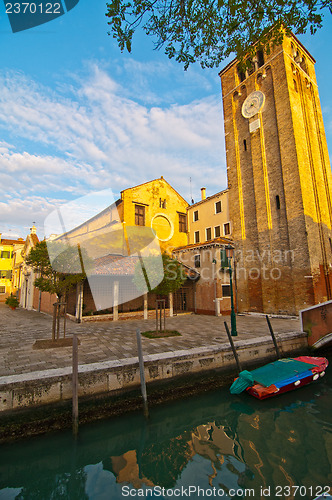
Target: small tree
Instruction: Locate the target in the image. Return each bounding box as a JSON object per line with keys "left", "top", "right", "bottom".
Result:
{"left": 151, "top": 253, "right": 186, "bottom": 296}
{"left": 133, "top": 252, "right": 186, "bottom": 331}
{"left": 26, "top": 240, "right": 87, "bottom": 340}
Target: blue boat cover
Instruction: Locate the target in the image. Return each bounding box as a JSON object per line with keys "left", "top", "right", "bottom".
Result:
{"left": 250, "top": 358, "right": 317, "bottom": 387}
{"left": 230, "top": 370, "right": 255, "bottom": 394}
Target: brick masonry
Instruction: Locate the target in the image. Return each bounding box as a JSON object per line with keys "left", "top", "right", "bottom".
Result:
{"left": 219, "top": 33, "right": 332, "bottom": 315}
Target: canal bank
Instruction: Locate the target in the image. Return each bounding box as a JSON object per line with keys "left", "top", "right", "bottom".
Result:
{"left": 1, "top": 353, "right": 331, "bottom": 500}
{"left": 0, "top": 304, "right": 307, "bottom": 440}
{"left": 0, "top": 330, "right": 308, "bottom": 441}
{"left": 0, "top": 330, "right": 308, "bottom": 414}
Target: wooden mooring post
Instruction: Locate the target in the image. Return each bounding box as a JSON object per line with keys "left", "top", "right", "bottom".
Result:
{"left": 136, "top": 328, "right": 149, "bottom": 418}
{"left": 72, "top": 333, "right": 79, "bottom": 437}
{"left": 266, "top": 315, "right": 281, "bottom": 358}
{"left": 224, "top": 321, "right": 242, "bottom": 373}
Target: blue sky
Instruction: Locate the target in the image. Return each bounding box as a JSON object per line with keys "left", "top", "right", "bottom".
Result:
{"left": 0, "top": 0, "right": 332, "bottom": 239}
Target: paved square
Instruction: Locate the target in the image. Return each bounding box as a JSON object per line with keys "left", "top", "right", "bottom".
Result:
{"left": 0, "top": 304, "right": 301, "bottom": 376}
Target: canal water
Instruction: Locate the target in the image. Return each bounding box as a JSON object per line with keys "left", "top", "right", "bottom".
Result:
{"left": 0, "top": 356, "right": 331, "bottom": 500}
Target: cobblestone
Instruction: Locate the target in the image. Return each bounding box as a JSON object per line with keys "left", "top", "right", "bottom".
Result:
{"left": 0, "top": 303, "right": 301, "bottom": 377}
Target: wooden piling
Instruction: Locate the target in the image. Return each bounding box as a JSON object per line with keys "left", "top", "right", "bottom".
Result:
{"left": 52, "top": 303, "right": 57, "bottom": 342}
{"left": 136, "top": 328, "right": 149, "bottom": 418}
{"left": 72, "top": 334, "right": 79, "bottom": 436}
{"left": 224, "top": 321, "right": 242, "bottom": 372}
{"left": 266, "top": 315, "right": 281, "bottom": 358}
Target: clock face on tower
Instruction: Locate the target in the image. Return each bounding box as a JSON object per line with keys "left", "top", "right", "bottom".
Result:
{"left": 241, "top": 91, "right": 265, "bottom": 118}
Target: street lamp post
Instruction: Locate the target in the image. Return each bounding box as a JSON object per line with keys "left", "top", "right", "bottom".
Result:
{"left": 225, "top": 244, "right": 237, "bottom": 337}
{"left": 212, "top": 258, "right": 217, "bottom": 316}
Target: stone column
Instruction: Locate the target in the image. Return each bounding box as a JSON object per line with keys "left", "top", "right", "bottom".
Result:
{"left": 169, "top": 292, "right": 173, "bottom": 317}
{"left": 215, "top": 298, "right": 221, "bottom": 317}
{"left": 75, "top": 281, "right": 83, "bottom": 323}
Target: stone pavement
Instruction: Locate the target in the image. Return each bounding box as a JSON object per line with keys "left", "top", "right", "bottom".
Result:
{"left": 0, "top": 303, "right": 301, "bottom": 377}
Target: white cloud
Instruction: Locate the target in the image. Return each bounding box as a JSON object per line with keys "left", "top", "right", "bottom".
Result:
{"left": 0, "top": 63, "right": 226, "bottom": 234}
{"left": 0, "top": 195, "right": 66, "bottom": 238}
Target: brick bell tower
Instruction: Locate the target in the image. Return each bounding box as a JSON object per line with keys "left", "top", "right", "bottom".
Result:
{"left": 219, "top": 32, "right": 332, "bottom": 315}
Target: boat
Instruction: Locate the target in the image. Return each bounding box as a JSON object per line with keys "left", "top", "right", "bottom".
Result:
{"left": 230, "top": 356, "right": 328, "bottom": 400}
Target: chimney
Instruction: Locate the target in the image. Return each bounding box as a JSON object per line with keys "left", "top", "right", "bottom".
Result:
{"left": 201, "top": 187, "right": 206, "bottom": 201}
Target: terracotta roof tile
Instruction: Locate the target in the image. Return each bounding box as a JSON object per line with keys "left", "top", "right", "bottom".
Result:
{"left": 0, "top": 238, "right": 24, "bottom": 245}
{"left": 173, "top": 237, "right": 233, "bottom": 252}
{"left": 93, "top": 254, "right": 140, "bottom": 276}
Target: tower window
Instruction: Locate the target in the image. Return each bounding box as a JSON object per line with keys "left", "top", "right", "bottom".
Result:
{"left": 291, "top": 42, "right": 296, "bottom": 57}
{"left": 247, "top": 59, "right": 255, "bottom": 76}
{"left": 276, "top": 195, "right": 281, "bottom": 210}
{"left": 244, "top": 139, "right": 247, "bottom": 151}
{"left": 159, "top": 198, "right": 166, "bottom": 208}
{"left": 293, "top": 79, "right": 298, "bottom": 92}
{"left": 257, "top": 50, "right": 264, "bottom": 68}
{"left": 300, "top": 55, "right": 308, "bottom": 74}
{"left": 237, "top": 66, "right": 246, "bottom": 82}
{"left": 329, "top": 237, "right": 332, "bottom": 253}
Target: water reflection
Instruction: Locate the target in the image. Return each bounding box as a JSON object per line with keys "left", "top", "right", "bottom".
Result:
{"left": 0, "top": 358, "right": 331, "bottom": 499}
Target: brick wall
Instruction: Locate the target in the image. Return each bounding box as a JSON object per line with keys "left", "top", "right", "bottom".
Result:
{"left": 220, "top": 34, "right": 332, "bottom": 315}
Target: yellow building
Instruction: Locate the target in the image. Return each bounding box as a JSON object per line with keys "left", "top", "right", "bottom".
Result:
{"left": 52, "top": 176, "right": 189, "bottom": 254}
{"left": 187, "top": 188, "right": 231, "bottom": 244}
{"left": 18, "top": 226, "right": 40, "bottom": 310}
{"left": 119, "top": 176, "right": 188, "bottom": 252}
{"left": 0, "top": 234, "right": 24, "bottom": 301}
{"left": 173, "top": 188, "right": 233, "bottom": 315}
{"left": 43, "top": 177, "right": 189, "bottom": 318}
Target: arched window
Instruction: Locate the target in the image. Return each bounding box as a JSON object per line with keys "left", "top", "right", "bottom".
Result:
{"left": 237, "top": 65, "right": 246, "bottom": 82}
{"left": 257, "top": 50, "right": 264, "bottom": 67}
{"left": 300, "top": 55, "right": 308, "bottom": 74}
